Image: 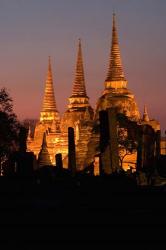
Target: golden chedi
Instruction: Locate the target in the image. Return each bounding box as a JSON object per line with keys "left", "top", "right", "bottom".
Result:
{"left": 61, "top": 39, "right": 93, "bottom": 132}
{"left": 86, "top": 14, "right": 141, "bottom": 170}
{"left": 61, "top": 39, "right": 94, "bottom": 169}
{"left": 27, "top": 57, "right": 66, "bottom": 165}
{"left": 95, "top": 14, "right": 140, "bottom": 121}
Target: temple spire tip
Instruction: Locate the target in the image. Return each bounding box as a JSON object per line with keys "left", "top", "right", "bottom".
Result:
{"left": 48, "top": 56, "right": 52, "bottom": 72}
{"left": 143, "top": 105, "right": 150, "bottom": 122}
{"left": 105, "top": 14, "right": 126, "bottom": 83}
{"left": 40, "top": 57, "right": 58, "bottom": 119}
{"left": 71, "top": 39, "right": 87, "bottom": 97}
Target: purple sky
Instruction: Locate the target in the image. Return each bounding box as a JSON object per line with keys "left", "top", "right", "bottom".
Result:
{"left": 0, "top": 0, "right": 165, "bottom": 133}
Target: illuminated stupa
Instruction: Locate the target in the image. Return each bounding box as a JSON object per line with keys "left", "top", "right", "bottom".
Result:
{"left": 61, "top": 39, "right": 94, "bottom": 169}
{"left": 95, "top": 14, "right": 140, "bottom": 121}
{"left": 27, "top": 57, "right": 67, "bottom": 165}
{"left": 27, "top": 42, "right": 94, "bottom": 169}
{"left": 86, "top": 14, "right": 141, "bottom": 169}
{"left": 40, "top": 56, "right": 60, "bottom": 123}
{"left": 61, "top": 39, "right": 93, "bottom": 132}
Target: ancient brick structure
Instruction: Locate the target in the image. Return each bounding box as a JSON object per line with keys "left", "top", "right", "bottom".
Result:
{"left": 27, "top": 14, "right": 161, "bottom": 172}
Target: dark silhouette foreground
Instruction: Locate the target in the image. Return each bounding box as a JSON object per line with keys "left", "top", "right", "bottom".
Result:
{"left": 0, "top": 171, "right": 166, "bottom": 245}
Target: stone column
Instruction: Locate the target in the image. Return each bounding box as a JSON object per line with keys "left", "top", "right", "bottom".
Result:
{"left": 137, "top": 124, "right": 156, "bottom": 172}
{"left": 99, "top": 108, "right": 119, "bottom": 174}
{"left": 55, "top": 153, "right": 63, "bottom": 169}
{"left": 108, "top": 108, "right": 119, "bottom": 172}
{"left": 68, "top": 127, "right": 76, "bottom": 176}
{"left": 99, "top": 110, "right": 111, "bottom": 174}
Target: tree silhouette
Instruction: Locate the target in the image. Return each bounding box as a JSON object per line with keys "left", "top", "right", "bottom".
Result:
{"left": 0, "top": 88, "right": 20, "bottom": 174}
{"left": 117, "top": 113, "right": 138, "bottom": 169}
{"left": 118, "top": 127, "right": 137, "bottom": 168}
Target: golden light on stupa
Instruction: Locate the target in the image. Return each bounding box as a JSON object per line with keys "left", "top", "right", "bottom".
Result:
{"left": 27, "top": 14, "right": 161, "bottom": 171}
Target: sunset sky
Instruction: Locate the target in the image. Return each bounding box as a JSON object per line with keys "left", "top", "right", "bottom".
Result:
{"left": 0, "top": 0, "right": 165, "bottom": 133}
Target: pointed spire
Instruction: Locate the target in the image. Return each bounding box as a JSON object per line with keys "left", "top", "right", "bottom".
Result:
{"left": 42, "top": 56, "right": 58, "bottom": 112}
{"left": 106, "top": 13, "right": 126, "bottom": 82}
{"left": 38, "top": 132, "right": 52, "bottom": 167}
{"left": 71, "top": 39, "right": 87, "bottom": 97}
{"left": 143, "top": 105, "right": 150, "bottom": 122}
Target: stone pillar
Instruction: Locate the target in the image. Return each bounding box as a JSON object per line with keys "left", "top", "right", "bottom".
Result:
{"left": 108, "top": 108, "right": 119, "bottom": 172}
{"left": 99, "top": 108, "right": 119, "bottom": 174}
{"left": 55, "top": 153, "right": 63, "bottom": 169}
{"left": 137, "top": 125, "right": 156, "bottom": 172}
{"left": 68, "top": 127, "right": 76, "bottom": 176}
{"left": 99, "top": 110, "right": 111, "bottom": 174}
